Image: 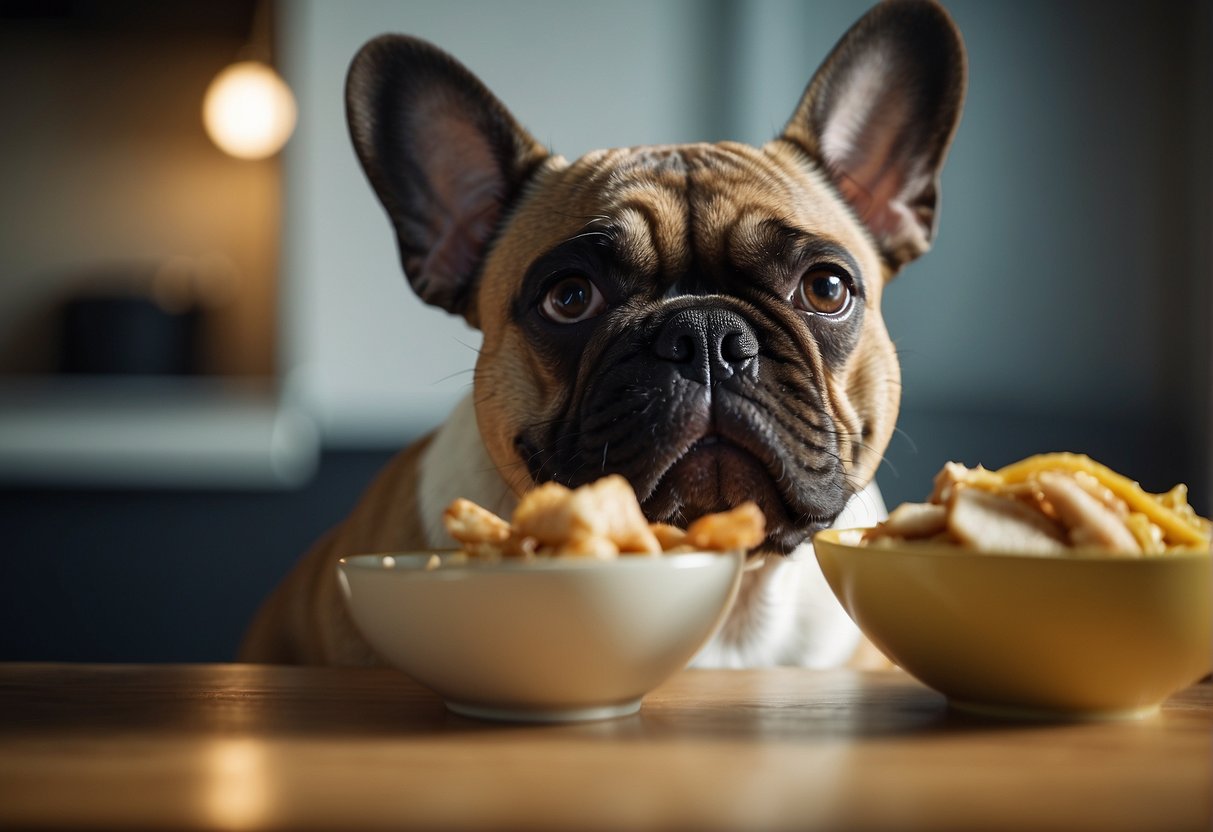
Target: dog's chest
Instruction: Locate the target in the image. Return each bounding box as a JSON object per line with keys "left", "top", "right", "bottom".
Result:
{"left": 690, "top": 480, "right": 885, "bottom": 668}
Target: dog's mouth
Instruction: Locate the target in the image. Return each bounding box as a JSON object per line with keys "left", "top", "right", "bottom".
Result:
{"left": 645, "top": 432, "right": 785, "bottom": 518}
{"left": 636, "top": 410, "right": 841, "bottom": 551}
{"left": 525, "top": 377, "right": 849, "bottom": 553}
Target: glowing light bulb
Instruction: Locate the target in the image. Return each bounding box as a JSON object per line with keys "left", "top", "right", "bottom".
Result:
{"left": 203, "top": 61, "right": 297, "bottom": 160}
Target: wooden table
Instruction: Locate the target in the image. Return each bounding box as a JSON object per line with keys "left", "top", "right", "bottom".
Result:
{"left": 0, "top": 664, "right": 1208, "bottom": 831}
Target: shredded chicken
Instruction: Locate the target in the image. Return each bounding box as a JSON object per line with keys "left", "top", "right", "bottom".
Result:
{"left": 863, "top": 453, "right": 1211, "bottom": 556}
{"left": 1035, "top": 472, "right": 1140, "bottom": 553}
{"left": 867, "top": 502, "right": 948, "bottom": 541}
{"left": 946, "top": 488, "right": 1067, "bottom": 555}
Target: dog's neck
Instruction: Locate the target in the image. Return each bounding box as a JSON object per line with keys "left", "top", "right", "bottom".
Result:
{"left": 418, "top": 394, "right": 519, "bottom": 550}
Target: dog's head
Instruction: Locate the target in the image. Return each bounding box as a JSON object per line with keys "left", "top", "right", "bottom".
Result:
{"left": 346, "top": 1, "right": 966, "bottom": 552}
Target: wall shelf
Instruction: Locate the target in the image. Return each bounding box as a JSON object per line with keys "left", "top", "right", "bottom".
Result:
{"left": 0, "top": 377, "right": 319, "bottom": 489}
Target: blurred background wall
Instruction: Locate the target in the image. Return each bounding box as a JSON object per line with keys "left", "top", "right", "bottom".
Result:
{"left": 1, "top": 0, "right": 1209, "bottom": 662}
{"left": 0, "top": 2, "right": 279, "bottom": 378}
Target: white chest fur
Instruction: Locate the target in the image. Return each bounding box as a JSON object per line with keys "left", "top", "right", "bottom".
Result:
{"left": 418, "top": 394, "right": 519, "bottom": 550}
{"left": 690, "top": 481, "right": 885, "bottom": 668}
{"left": 418, "top": 394, "right": 886, "bottom": 669}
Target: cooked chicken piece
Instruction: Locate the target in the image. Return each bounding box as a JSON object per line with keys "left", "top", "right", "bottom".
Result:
{"left": 513, "top": 475, "right": 661, "bottom": 555}
{"left": 443, "top": 498, "right": 512, "bottom": 544}
{"left": 947, "top": 487, "right": 1067, "bottom": 555}
{"left": 1070, "top": 471, "right": 1130, "bottom": 518}
{"left": 511, "top": 481, "right": 574, "bottom": 542}
{"left": 929, "top": 461, "right": 1004, "bottom": 504}
{"left": 865, "top": 501, "right": 948, "bottom": 541}
{"left": 1035, "top": 472, "right": 1141, "bottom": 554}
{"left": 544, "top": 534, "right": 620, "bottom": 559}
{"left": 930, "top": 461, "right": 968, "bottom": 504}
{"left": 650, "top": 523, "right": 688, "bottom": 551}
{"left": 579, "top": 476, "right": 662, "bottom": 553}
{"left": 460, "top": 541, "right": 510, "bottom": 559}
{"left": 685, "top": 502, "right": 766, "bottom": 551}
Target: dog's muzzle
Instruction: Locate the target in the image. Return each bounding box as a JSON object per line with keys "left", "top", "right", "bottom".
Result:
{"left": 527, "top": 299, "right": 849, "bottom": 552}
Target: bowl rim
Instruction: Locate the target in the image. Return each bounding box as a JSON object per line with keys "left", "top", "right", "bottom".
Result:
{"left": 338, "top": 549, "right": 745, "bottom": 574}
{"left": 813, "top": 527, "right": 1212, "bottom": 563}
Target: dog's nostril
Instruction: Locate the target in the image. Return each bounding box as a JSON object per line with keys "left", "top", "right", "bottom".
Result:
{"left": 668, "top": 334, "right": 694, "bottom": 362}
{"left": 721, "top": 331, "right": 758, "bottom": 364}
{"left": 654, "top": 321, "right": 698, "bottom": 364}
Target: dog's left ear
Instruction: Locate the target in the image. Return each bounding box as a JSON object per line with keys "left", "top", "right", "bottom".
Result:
{"left": 779, "top": 0, "right": 967, "bottom": 272}
{"left": 346, "top": 35, "right": 550, "bottom": 325}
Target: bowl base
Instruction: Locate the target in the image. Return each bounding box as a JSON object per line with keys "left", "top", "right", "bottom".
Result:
{"left": 446, "top": 698, "right": 643, "bottom": 723}
{"left": 948, "top": 698, "right": 1160, "bottom": 722}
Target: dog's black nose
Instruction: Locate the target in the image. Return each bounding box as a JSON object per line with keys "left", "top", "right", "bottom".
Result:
{"left": 653, "top": 307, "right": 759, "bottom": 384}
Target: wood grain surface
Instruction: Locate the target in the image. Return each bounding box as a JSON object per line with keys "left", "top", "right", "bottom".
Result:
{"left": 0, "top": 664, "right": 1209, "bottom": 831}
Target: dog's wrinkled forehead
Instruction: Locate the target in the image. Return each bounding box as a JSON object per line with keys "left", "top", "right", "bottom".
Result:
{"left": 505, "top": 140, "right": 886, "bottom": 300}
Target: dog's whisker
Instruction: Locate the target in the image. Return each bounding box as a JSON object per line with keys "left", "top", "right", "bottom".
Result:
{"left": 429, "top": 368, "right": 475, "bottom": 386}
{"left": 452, "top": 337, "right": 483, "bottom": 356}
{"left": 566, "top": 229, "right": 615, "bottom": 244}
{"left": 890, "top": 424, "right": 919, "bottom": 455}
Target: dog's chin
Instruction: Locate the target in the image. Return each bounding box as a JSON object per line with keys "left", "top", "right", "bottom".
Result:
{"left": 639, "top": 439, "right": 832, "bottom": 553}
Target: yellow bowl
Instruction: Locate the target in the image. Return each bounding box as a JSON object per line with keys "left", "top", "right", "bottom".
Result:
{"left": 814, "top": 528, "right": 1212, "bottom": 719}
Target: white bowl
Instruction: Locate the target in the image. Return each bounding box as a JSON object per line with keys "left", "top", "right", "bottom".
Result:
{"left": 337, "top": 550, "right": 745, "bottom": 722}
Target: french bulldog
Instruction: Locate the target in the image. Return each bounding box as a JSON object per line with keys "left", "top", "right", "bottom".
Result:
{"left": 240, "top": 0, "right": 966, "bottom": 667}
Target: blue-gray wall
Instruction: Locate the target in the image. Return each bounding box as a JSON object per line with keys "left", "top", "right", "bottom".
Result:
{"left": 281, "top": 0, "right": 1211, "bottom": 508}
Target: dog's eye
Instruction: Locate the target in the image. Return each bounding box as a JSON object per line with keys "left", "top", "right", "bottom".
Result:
{"left": 795, "top": 267, "right": 852, "bottom": 316}
{"left": 539, "top": 275, "right": 606, "bottom": 323}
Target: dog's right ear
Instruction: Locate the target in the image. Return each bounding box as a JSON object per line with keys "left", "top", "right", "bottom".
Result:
{"left": 346, "top": 36, "right": 549, "bottom": 324}
{"left": 778, "top": 0, "right": 966, "bottom": 273}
